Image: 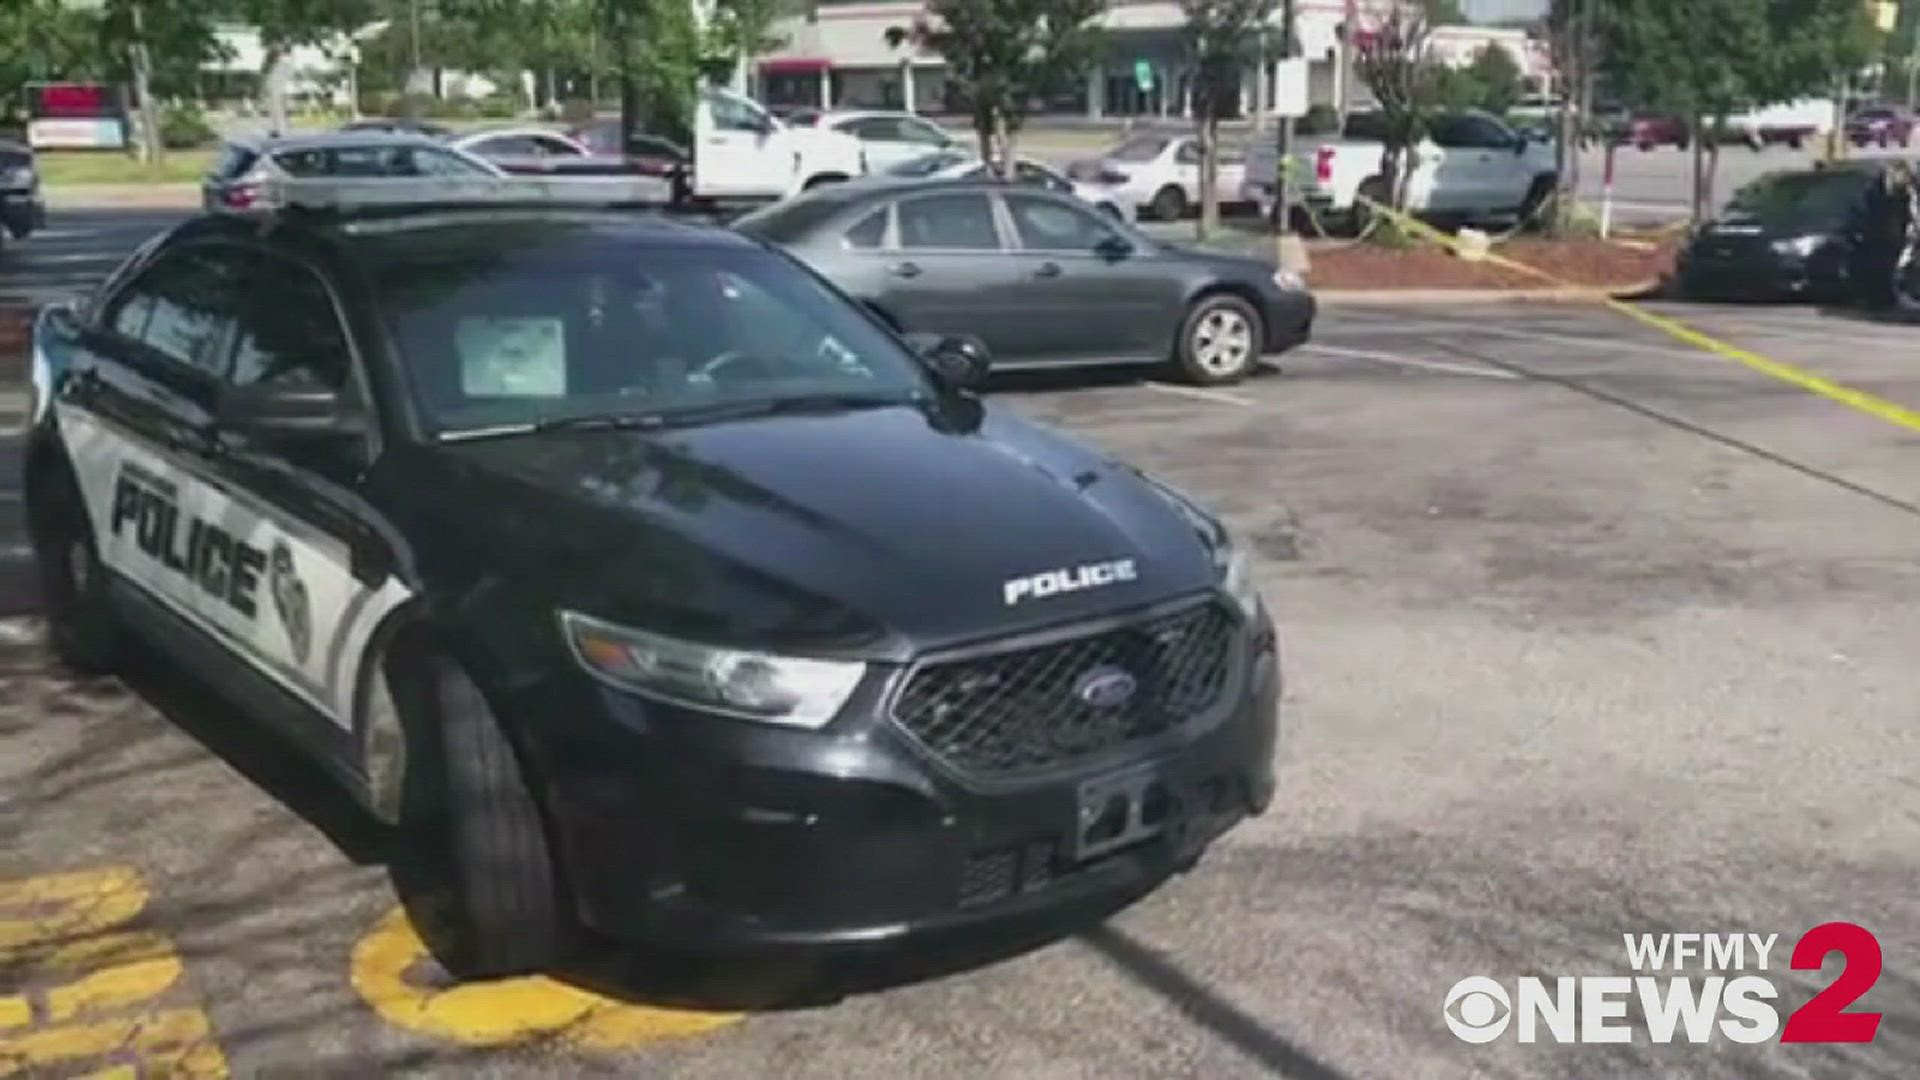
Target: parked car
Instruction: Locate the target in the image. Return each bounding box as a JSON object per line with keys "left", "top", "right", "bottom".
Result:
{"left": 566, "top": 121, "right": 689, "bottom": 179}
{"left": 691, "top": 88, "right": 866, "bottom": 200}
{"left": 25, "top": 179, "right": 1280, "bottom": 977}
{"left": 768, "top": 105, "right": 823, "bottom": 127}
{"left": 1243, "top": 110, "right": 1557, "bottom": 234}
{"left": 1675, "top": 165, "right": 1887, "bottom": 301}
{"left": 885, "top": 150, "right": 1133, "bottom": 221}
{"left": 1613, "top": 110, "right": 1692, "bottom": 151}
{"left": 815, "top": 111, "right": 961, "bottom": 173}
{"left": 1, "top": 138, "right": 44, "bottom": 244}
{"left": 735, "top": 179, "right": 1314, "bottom": 385}
{"left": 1069, "top": 134, "right": 1247, "bottom": 222}
{"left": 201, "top": 133, "right": 504, "bottom": 211}
{"left": 445, "top": 126, "right": 678, "bottom": 189}
{"left": 1846, "top": 105, "right": 1915, "bottom": 149}
{"left": 1725, "top": 99, "right": 1834, "bottom": 150}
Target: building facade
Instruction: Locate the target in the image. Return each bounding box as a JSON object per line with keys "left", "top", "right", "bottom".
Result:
{"left": 753, "top": 0, "right": 1408, "bottom": 119}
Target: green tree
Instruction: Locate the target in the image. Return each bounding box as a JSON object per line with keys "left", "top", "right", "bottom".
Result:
{"left": 1181, "top": 0, "right": 1276, "bottom": 238}
{"left": 1421, "top": 0, "right": 1466, "bottom": 23}
{"left": 1603, "top": 0, "right": 1874, "bottom": 219}
{"left": 1464, "top": 41, "right": 1522, "bottom": 114}
{"left": 886, "top": 0, "right": 1108, "bottom": 179}
{"left": 1352, "top": 0, "right": 1434, "bottom": 213}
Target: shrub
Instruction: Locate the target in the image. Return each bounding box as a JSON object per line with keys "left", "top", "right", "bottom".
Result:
{"left": 476, "top": 95, "right": 520, "bottom": 119}
{"left": 558, "top": 98, "right": 597, "bottom": 124}
{"left": 159, "top": 105, "right": 216, "bottom": 150}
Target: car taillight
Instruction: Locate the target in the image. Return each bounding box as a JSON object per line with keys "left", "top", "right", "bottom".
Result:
{"left": 1315, "top": 146, "right": 1335, "bottom": 184}
{"left": 222, "top": 185, "right": 257, "bottom": 209}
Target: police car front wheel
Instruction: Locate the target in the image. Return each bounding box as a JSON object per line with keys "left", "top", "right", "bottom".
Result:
{"left": 30, "top": 465, "right": 121, "bottom": 675}
{"left": 394, "top": 651, "right": 573, "bottom": 978}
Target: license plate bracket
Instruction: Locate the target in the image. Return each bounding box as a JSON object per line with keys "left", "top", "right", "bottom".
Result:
{"left": 1073, "top": 762, "right": 1175, "bottom": 861}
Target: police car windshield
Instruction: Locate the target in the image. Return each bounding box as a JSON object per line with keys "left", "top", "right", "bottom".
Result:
{"left": 372, "top": 228, "right": 932, "bottom": 437}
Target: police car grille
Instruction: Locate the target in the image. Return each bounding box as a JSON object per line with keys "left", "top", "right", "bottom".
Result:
{"left": 893, "top": 602, "right": 1236, "bottom": 777}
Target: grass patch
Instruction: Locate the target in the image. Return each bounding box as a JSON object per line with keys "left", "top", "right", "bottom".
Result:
{"left": 38, "top": 149, "right": 215, "bottom": 186}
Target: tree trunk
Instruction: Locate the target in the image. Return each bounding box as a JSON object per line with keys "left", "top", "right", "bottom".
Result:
{"left": 1197, "top": 115, "right": 1219, "bottom": 241}
{"left": 1689, "top": 111, "right": 1707, "bottom": 222}
{"left": 974, "top": 109, "right": 996, "bottom": 178}
{"left": 990, "top": 109, "right": 1013, "bottom": 181}
{"left": 1704, "top": 114, "right": 1725, "bottom": 213}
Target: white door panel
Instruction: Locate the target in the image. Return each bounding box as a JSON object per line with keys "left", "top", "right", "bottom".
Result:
{"left": 57, "top": 402, "right": 413, "bottom": 729}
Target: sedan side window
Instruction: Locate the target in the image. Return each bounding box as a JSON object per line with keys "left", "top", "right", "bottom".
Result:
{"left": 844, "top": 207, "right": 888, "bottom": 249}
{"left": 897, "top": 193, "right": 1001, "bottom": 250}
{"left": 1006, "top": 194, "right": 1118, "bottom": 252}
{"left": 899, "top": 119, "right": 950, "bottom": 146}
{"left": 110, "top": 246, "right": 251, "bottom": 379}
{"left": 1175, "top": 141, "right": 1202, "bottom": 165}
{"left": 533, "top": 135, "right": 583, "bottom": 157}
{"left": 231, "top": 257, "right": 352, "bottom": 391}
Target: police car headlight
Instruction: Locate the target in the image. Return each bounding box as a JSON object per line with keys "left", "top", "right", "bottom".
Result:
{"left": 560, "top": 611, "right": 864, "bottom": 729}
{"left": 1218, "top": 542, "right": 1264, "bottom": 621}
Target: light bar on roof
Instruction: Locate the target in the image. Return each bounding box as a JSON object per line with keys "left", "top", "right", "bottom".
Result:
{"left": 247, "top": 174, "right": 674, "bottom": 212}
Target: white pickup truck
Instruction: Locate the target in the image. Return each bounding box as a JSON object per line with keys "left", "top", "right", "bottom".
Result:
{"left": 1242, "top": 110, "right": 1558, "bottom": 232}
{"left": 691, "top": 87, "right": 867, "bottom": 201}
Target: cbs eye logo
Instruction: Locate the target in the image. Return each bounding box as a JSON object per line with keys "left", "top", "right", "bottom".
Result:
{"left": 1444, "top": 977, "right": 1512, "bottom": 1043}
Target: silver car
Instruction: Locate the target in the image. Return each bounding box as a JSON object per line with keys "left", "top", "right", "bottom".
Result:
{"left": 202, "top": 132, "right": 502, "bottom": 211}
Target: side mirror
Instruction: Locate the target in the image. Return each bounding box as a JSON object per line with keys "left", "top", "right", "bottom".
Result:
{"left": 905, "top": 333, "right": 991, "bottom": 391}
{"left": 219, "top": 381, "right": 367, "bottom": 445}
{"left": 1094, "top": 234, "right": 1133, "bottom": 260}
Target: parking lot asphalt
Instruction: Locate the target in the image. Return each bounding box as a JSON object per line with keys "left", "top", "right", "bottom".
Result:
{"left": 4, "top": 213, "right": 1920, "bottom": 1077}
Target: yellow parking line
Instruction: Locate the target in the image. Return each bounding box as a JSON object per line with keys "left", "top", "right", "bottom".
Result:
{"left": 1351, "top": 193, "right": 1920, "bottom": 436}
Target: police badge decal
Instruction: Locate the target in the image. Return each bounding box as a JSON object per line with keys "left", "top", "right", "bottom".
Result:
{"left": 268, "top": 540, "right": 312, "bottom": 665}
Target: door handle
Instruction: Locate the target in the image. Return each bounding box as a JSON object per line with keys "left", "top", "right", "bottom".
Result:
{"left": 888, "top": 261, "right": 922, "bottom": 279}
{"left": 1035, "top": 261, "right": 1062, "bottom": 279}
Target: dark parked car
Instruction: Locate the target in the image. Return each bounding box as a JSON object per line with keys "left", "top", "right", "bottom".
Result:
{"left": 1, "top": 138, "right": 44, "bottom": 243}
{"left": 734, "top": 179, "right": 1314, "bottom": 385}
{"left": 1676, "top": 165, "right": 1892, "bottom": 301}
{"left": 23, "top": 180, "right": 1279, "bottom": 976}
{"left": 1845, "top": 105, "right": 1915, "bottom": 149}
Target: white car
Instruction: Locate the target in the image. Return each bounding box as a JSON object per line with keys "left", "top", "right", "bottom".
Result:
{"left": 693, "top": 88, "right": 867, "bottom": 201}
{"left": 884, "top": 150, "right": 1135, "bottom": 221}
{"left": 1072, "top": 133, "right": 1247, "bottom": 222}
{"left": 812, "top": 111, "right": 962, "bottom": 173}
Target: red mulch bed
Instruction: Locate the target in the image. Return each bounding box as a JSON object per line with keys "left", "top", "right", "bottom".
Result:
{"left": 1308, "top": 237, "right": 1677, "bottom": 292}
{"left": 1, "top": 304, "right": 31, "bottom": 379}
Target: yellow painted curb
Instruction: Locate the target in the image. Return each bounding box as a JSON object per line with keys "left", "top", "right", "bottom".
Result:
{"left": 349, "top": 908, "right": 742, "bottom": 1050}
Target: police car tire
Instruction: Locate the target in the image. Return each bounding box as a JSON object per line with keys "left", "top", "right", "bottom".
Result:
{"left": 32, "top": 464, "right": 121, "bottom": 674}
{"left": 409, "top": 654, "right": 568, "bottom": 978}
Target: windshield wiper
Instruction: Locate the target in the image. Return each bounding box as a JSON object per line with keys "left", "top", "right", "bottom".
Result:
{"left": 435, "top": 394, "right": 920, "bottom": 443}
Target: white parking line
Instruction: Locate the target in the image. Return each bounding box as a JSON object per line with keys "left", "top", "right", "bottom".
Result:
{"left": 0, "top": 542, "right": 33, "bottom": 561}
{"left": 1299, "top": 343, "right": 1522, "bottom": 380}
{"left": 1140, "top": 381, "right": 1253, "bottom": 406}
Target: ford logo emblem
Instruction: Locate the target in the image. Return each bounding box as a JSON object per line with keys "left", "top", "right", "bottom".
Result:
{"left": 1074, "top": 667, "right": 1138, "bottom": 710}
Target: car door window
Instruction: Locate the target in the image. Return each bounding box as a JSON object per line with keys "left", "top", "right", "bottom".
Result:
{"left": 231, "top": 257, "right": 353, "bottom": 391}
{"left": 1012, "top": 161, "right": 1072, "bottom": 193}
{"left": 710, "top": 93, "right": 770, "bottom": 133}
{"left": 1459, "top": 116, "right": 1516, "bottom": 149}
{"left": 469, "top": 135, "right": 539, "bottom": 158}
{"left": 1428, "top": 116, "right": 1473, "bottom": 149}
{"left": 532, "top": 135, "right": 583, "bottom": 157}
{"left": 896, "top": 193, "right": 1001, "bottom": 250}
{"left": 409, "top": 147, "right": 495, "bottom": 176}
{"left": 844, "top": 207, "right": 888, "bottom": 249}
{"left": 1175, "top": 142, "right": 1202, "bottom": 165}
{"left": 108, "top": 245, "right": 250, "bottom": 379}
{"left": 898, "top": 118, "right": 949, "bottom": 146}
{"left": 1005, "top": 194, "right": 1119, "bottom": 252}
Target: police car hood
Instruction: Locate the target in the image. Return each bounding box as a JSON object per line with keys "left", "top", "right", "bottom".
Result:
{"left": 436, "top": 403, "right": 1220, "bottom": 659}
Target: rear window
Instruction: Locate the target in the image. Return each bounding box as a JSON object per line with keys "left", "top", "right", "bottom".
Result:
{"left": 212, "top": 144, "right": 260, "bottom": 180}
{"left": 1726, "top": 171, "right": 1872, "bottom": 226}
{"left": 1109, "top": 136, "right": 1169, "bottom": 162}
{"left": 1343, "top": 113, "right": 1391, "bottom": 142}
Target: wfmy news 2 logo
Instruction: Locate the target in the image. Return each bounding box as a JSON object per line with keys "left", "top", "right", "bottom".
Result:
{"left": 1444, "top": 923, "right": 1883, "bottom": 1046}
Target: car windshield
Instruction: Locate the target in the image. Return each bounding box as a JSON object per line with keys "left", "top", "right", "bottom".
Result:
{"left": 887, "top": 150, "right": 970, "bottom": 177}
{"left": 373, "top": 227, "right": 932, "bottom": 436}
{"left": 1724, "top": 171, "right": 1872, "bottom": 228}
{"left": 1108, "top": 136, "right": 1168, "bottom": 162}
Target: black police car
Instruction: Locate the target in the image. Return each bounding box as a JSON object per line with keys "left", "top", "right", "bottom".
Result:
{"left": 22, "top": 180, "right": 1279, "bottom": 976}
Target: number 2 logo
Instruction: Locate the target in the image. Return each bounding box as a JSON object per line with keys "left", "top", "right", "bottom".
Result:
{"left": 1781, "top": 922, "right": 1882, "bottom": 1043}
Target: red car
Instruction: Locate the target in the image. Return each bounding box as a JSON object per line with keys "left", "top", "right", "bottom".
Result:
{"left": 1616, "top": 110, "right": 1692, "bottom": 151}
{"left": 1845, "top": 106, "right": 1915, "bottom": 149}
